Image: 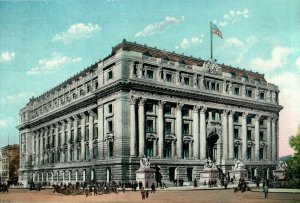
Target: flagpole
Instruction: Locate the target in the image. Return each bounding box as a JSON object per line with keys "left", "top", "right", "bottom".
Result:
{"left": 210, "top": 22, "right": 213, "bottom": 60}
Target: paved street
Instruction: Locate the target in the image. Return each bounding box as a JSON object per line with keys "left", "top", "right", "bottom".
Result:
{"left": 0, "top": 188, "right": 299, "bottom": 203}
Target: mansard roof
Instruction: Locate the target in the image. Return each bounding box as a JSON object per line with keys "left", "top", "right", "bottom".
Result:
{"left": 113, "top": 39, "right": 266, "bottom": 82}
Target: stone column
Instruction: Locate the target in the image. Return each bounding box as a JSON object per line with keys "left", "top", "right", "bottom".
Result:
{"left": 55, "top": 124, "right": 59, "bottom": 163}
{"left": 254, "top": 114, "right": 260, "bottom": 161}
{"left": 67, "top": 118, "right": 72, "bottom": 162}
{"left": 61, "top": 123, "right": 65, "bottom": 162}
{"left": 130, "top": 96, "right": 137, "bottom": 157}
{"left": 80, "top": 113, "right": 86, "bottom": 161}
{"left": 49, "top": 125, "right": 54, "bottom": 163}
{"left": 266, "top": 117, "right": 271, "bottom": 161}
{"left": 138, "top": 98, "right": 146, "bottom": 157}
{"left": 39, "top": 130, "right": 43, "bottom": 165}
{"left": 272, "top": 117, "right": 277, "bottom": 161}
{"left": 171, "top": 141, "right": 175, "bottom": 157}
{"left": 44, "top": 128, "right": 48, "bottom": 164}
{"left": 193, "top": 106, "right": 200, "bottom": 159}
{"left": 157, "top": 100, "right": 165, "bottom": 158}
{"left": 153, "top": 140, "right": 157, "bottom": 157}
{"left": 176, "top": 103, "right": 183, "bottom": 158}
{"left": 73, "top": 116, "right": 79, "bottom": 161}
{"left": 189, "top": 142, "right": 193, "bottom": 158}
{"left": 241, "top": 112, "right": 247, "bottom": 160}
{"left": 88, "top": 110, "right": 94, "bottom": 160}
{"left": 222, "top": 110, "right": 228, "bottom": 160}
{"left": 97, "top": 105, "right": 104, "bottom": 159}
{"left": 200, "top": 107, "right": 207, "bottom": 159}
{"left": 228, "top": 110, "right": 234, "bottom": 160}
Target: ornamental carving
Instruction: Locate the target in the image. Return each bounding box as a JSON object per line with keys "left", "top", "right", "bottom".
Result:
{"left": 203, "top": 61, "right": 222, "bottom": 75}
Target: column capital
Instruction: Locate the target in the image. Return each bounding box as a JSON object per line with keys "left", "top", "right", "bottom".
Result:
{"left": 73, "top": 115, "right": 80, "bottom": 120}
{"left": 88, "top": 110, "right": 95, "bottom": 117}
{"left": 228, "top": 110, "right": 235, "bottom": 116}
{"left": 254, "top": 114, "right": 261, "bottom": 120}
{"left": 242, "top": 112, "right": 248, "bottom": 118}
{"left": 138, "top": 98, "right": 147, "bottom": 106}
{"left": 176, "top": 103, "right": 184, "bottom": 111}
{"left": 200, "top": 106, "right": 207, "bottom": 114}
{"left": 66, "top": 118, "right": 72, "bottom": 123}
{"left": 80, "top": 112, "right": 87, "bottom": 118}
{"left": 267, "top": 116, "right": 272, "bottom": 122}
{"left": 158, "top": 100, "right": 166, "bottom": 108}
{"left": 223, "top": 109, "right": 229, "bottom": 115}
{"left": 193, "top": 105, "right": 200, "bottom": 113}
{"left": 129, "top": 95, "right": 138, "bottom": 105}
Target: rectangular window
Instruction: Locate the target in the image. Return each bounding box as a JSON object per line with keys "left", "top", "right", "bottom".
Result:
{"left": 85, "top": 126, "right": 89, "bottom": 141}
{"left": 259, "top": 148, "right": 264, "bottom": 160}
{"left": 247, "top": 130, "right": 252, "bottom": 140}
{"left": 182, "top": 108, "right": 189, "bottom": 117}
{"left": 58, "top": 134, "right": 61, "bottom": 146}
{"left": 234, "top": 87, "right": 240, "bottom": 95}
{"left": 183, "top": 124, "right": 189, "bottom": 135}
{"left": 246, "top": 89, "right": 252, "bottom": 97}
{"left": 216, "top": 83, "right": 220, "bottom": 91}
{"left": 184, "top": 77, "right": 190, "bottom": 85}
{"left": 146, "top": 120, "right": 154, "bottom": 133}
{"left": 211, "top": 82, "right": 216, "bottom": 90}
{"left": 93, "top": 124, "right": 98, "bottom": 139}
{"left": 166, "top": 74, "right": 172, "bottom": 82}
{"left": 145, "top": 104, "right": 154, "bottom": 113}
{"left": 234, "top": 146, "right": 239, "bottom": 159}
{"left": 247, "top": 147, "right": 252, "bottom": 160}
{"left": 64, "top": 132, "right": 67, "bottom": 144}
{"left": 93, "top": 144, "right": 98, "bottom": 159}
{"left": 146, "top": 70, "right": 154, "bottom": 79}
{"left": 212, "top": 112, "right": 216, "bottom": 121}
{"left": 52, "top": 135, "right": 55, "bottom": 147}
{"left": 259, "top": 119, "right": 264, "bottom": 126}
{"left": 165, "top": 106, "right": 172, "bottom": 115}
{"left": 71, "top": 130, "right": 74, "bottom": 142}
{"left": 234, "top": 129, "right": 239, "bottom": 139}
{"left": 247, "top": 117, "right": 252, "bottom": 125}
{"left": 259, "top": 131, "right": 264, "bottom": 141}
{"left": 165, "top": 122, "right": 172, "bottom": 134}
{"left": 108, "top": 70, "right": 113, "bottom": 79}
{"left": 108, "top": 142, "right": 113, "bottom": 158}
{"left": 233, "top": 115, "right": 239, "bottom": 123}
{"left": 260, "top": 92, "right": 265, "bottom": 100}
{"left": 108, "top": 104, "right": 113, "bottom": 114}
{"left": 77, "top": 128, "right": 81, "bottom": 141}
{"left": 108, "top": 121, "right": 113, "bottom": 133}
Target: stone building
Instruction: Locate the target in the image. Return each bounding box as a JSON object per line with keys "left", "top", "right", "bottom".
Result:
{"left": 18, "top": 40, "right": 282, "bottom": 186}
{"left": 0, "top": 144, "right": 20, "bottom": 185}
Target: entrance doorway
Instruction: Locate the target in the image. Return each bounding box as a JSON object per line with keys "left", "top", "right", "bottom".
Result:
{"left": 169, "top": 167, "right": 176, "bottom": 182}
{"left": 207, "top": 130, "right": 219, "bottom": 162}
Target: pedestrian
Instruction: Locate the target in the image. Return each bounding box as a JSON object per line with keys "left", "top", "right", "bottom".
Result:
{"left": 263, "top": 181, "right": 268, "bottom": 198}
{"left": 94, "top": 186, "right": 98, "bottom": 196}
{"left": 194, "top": 179, "right": 197, "bottom": 187}
{"left": 141, "top": 187, "right": 145, "bottom": 200}
{"left": 151, "top": 182, "right": 156, "bottom": 193}
{"left": 122, "top": 184, "right": 126, "bottom": 193}
{"left": 146, "top": 190, "right": 149, "bottom": 198}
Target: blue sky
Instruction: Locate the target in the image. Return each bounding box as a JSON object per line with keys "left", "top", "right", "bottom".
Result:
{"left": 0, "top": 0, "right": 299, "bottom": 156}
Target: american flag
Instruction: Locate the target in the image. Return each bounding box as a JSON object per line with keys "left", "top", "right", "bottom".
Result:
{"left": 211, "top": 23, "right": 223, "bottom": 39}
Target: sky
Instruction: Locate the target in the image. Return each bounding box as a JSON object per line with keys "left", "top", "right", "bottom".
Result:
{"left": 0, "top": 0, "right": 299, "bottom": 157}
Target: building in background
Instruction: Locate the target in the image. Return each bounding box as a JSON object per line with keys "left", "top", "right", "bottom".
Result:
{"left": 0, "top": 144, "right": 20, "bottom": 185}
{"left": 18, "top": 40, "right": 282, "bottom": 186}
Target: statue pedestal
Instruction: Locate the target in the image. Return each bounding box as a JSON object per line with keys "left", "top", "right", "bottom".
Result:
{"left": 273, "top": 169, "right": 286, "bottom": 180}
{"left": 231, "top": 168, "right": 248, "bottom": 181}
{"left": 199, "top": 168, "right": 219, "bottom": 185}
{"left": 136, "top": 167, "right": 156, "bottom": 189}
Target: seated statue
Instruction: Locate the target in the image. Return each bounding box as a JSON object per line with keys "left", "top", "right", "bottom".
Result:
{"left": 233, "top": 159, "right": 245, "bottom": 170}
{"left": 140, "top": 155, "right": 151, "bottom": 169}
{"left": 276, "top": 160, "right": 287, "bottom": 170}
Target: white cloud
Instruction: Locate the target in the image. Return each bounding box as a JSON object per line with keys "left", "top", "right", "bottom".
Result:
{"left": 225, "top": 37, "right": 244, "bottom": 47}
{"left": 266, "top": 72, "right": 300, "bottom": 156}
{"left": 296, "top": 57, "right": 300, "bottom": 70}
{"left": 0, "top": 91, "right": 35, "bottom": 104}
{"left": 27, "top": 53, "right": 81, "bottom": 75}
{"left": 250, "top": 46, "right": 291, "bottom": 71}
{"left": 135, "top": 16, "right": 184, "bottom": 37}
{"left": 176, "top": 35, "right": 204, "bottom": 49}
{"left": 214, "top": 9, "right": 249, "bottom": 27}
{"left": 52, "top": 23, "right": 101, "bottom": 44}
{"left": 0, "top": 51, "right": 15, "bottom": 62}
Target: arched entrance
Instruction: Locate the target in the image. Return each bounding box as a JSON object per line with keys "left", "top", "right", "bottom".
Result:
{"left": 207, "top": 130, "right": 219, "bottom": 162}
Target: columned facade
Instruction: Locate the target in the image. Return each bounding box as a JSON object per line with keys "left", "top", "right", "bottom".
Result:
{"left": 18, "top": 40, "right": 282, "bottom": 186}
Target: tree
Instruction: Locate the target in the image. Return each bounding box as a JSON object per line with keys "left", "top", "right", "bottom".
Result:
{"left": 287, "top": 125, "right": 300, "bottom": 181}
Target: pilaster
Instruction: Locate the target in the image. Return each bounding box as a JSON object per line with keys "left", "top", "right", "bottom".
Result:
{"left": 199, "top": 106, "right": 207, "bottom": 159}
{"left": 193, "top": 105, "right": 200, "bottom": 159}
{"left": 176, "top": 103, "right": 183, "bottom": 158}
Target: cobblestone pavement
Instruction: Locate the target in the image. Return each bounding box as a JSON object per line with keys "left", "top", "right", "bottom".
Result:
{"left": 0, "top": 188, "right": 299, "bottom": 203}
